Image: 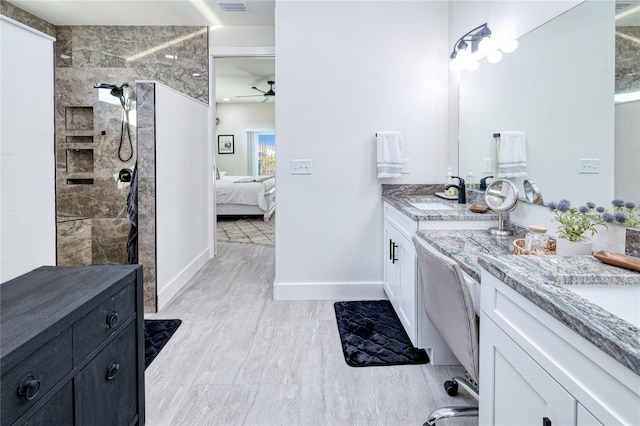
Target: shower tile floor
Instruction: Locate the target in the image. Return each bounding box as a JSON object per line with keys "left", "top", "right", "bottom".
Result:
{"left": 144, "top": 241, "right": 477, "bottom": 426}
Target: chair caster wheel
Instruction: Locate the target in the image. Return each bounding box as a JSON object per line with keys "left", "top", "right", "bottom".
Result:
{"left": 444, "top": 380, "right": 458, "bottom": 396}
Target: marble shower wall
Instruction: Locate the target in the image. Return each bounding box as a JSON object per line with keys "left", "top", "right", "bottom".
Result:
{"left": 616, "top": 26, "right": 640, "bottom": 95}
{"left": 54, "top": 25, "right": 208, "bottom": 267}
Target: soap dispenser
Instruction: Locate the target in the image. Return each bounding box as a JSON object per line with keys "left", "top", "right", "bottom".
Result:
{"left": 465, "top": 167, "right": 476, "bottom": 189}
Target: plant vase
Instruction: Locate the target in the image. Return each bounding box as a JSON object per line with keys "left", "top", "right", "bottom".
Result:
{"left": 556, "top": 238, "right": 592, "bottom": 256}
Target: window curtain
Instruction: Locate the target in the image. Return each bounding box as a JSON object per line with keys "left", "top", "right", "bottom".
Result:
{"left": 246, "top": 130, "right": 259, "bottom": 176}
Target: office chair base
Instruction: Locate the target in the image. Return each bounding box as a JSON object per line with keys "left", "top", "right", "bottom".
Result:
{"left": 424, "top": 406, "right": 479, "bottom": 426}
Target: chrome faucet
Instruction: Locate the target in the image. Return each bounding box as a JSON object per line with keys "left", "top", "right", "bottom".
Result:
{"left": 443, "top": 176, "right": 466, "bottom": 204}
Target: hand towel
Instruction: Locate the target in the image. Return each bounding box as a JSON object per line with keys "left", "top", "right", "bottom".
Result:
{"left": 376, "top": 132, "right": 403, "bottom": 178}
{"left": 497, "top": 131, "right": 528, "bottom": 178}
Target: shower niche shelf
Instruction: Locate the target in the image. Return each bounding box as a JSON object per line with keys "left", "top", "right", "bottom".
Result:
{"left": 66, "top": 149, "right": 94, "bottom": 173}
{"left": 65, "top": 106, "right": 94, "bottom": 131}
{"left": 66, "top": 135, "right": 94, "bottom": 144}
{"left": 66, "top": 178, "right": 94, "bottom": 185}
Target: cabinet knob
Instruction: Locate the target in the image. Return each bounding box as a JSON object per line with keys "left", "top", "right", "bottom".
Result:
{"left": 17, "top": 374, "right": 41, "bottom": 401}
{"left": 107, "top": 361, "right": 120, "bottom": 380}
{"left": 106, "top": 311, "right": 119, "bottom": 328}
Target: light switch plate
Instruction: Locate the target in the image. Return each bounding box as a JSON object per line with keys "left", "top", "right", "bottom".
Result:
{"left": 291, "top": 159, "right": 312, "bottom": 175}
{"left": 579, "top": 158, "right": 599, "bottom": 174}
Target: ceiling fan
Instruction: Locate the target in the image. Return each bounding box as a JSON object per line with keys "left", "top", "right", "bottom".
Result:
{"left": 236, "top": 80, "right": 275, "bottom": 102}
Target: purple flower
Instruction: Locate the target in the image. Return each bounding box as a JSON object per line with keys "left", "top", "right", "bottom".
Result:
{"left": 586, "top": 202, "right": 596, "bottom": 209}
{"left": 556, "top": 199, "right": 571, "bottom": 212}
{"left": 547, "top": 201, "right": 557, "bottom": 210}
{"left": 578, "top": 206, "right": 589, "bottom": 213}
{"left": 612, "top": 199, "right": 625, "bottom": 207}
{"left": 625, "top": 201, "right": 636, "bottom": 209}
{"left": 615, "top": 212, "right": 628, "bottom": 223}
{"left": 602, "top": 212, "right": 615, "bottom": 223}
{"left": 596, "top": 206, "right": 605, "bottom": 213}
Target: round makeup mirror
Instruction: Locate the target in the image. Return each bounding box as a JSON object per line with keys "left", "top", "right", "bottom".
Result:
{"left": 485, "top": 179, "right": 519, "bottom": 236}
{"left": 523, "top": 179, "right": 544, "bottom": 205}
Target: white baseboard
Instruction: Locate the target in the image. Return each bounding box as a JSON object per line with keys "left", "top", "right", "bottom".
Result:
{"left": 157, "top": 248, "right": 211, "bottom": 311}
{"left": 273, "top": 281, "right": 386, "bottom": 301}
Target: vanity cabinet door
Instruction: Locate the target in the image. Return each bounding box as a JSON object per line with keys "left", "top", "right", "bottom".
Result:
{"left": 383, "top": 220, "right": 417, "bottom": 346}
{"left": 383, "top": 220, "right": 401, "bottom": 302}
{"left": 480, "top": 316, "right": 577, "bottom": 426}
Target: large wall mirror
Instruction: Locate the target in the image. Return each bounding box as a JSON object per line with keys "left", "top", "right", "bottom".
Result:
{"left": 458, "top": 0, "right": 639, "bottom": 208}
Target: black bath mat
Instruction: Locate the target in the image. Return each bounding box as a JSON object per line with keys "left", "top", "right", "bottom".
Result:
{"left": 334, "top": 300, "right": 429, "bottom": 367}
{"left": 144, "top": 319, "right": 182, "bottom": 369}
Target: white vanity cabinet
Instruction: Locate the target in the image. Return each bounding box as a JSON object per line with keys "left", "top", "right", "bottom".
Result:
{"left": 382, "top": 201, "right": 496, "bottom": 355}
{"left": 383, "top": 203, "right": 418, "bottom": 346}
{"left": 479, "top": 270, "right": 639, "bottom": 426}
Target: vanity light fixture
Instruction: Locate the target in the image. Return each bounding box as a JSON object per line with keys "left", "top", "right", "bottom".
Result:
{"left": 449, "top": 23, "right": 518, "bottom": 72}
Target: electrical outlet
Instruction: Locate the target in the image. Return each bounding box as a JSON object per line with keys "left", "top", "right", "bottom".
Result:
{"left": 402, "top": 159, "right": 411, "bottom": 174}
{"left": 291, "top": 159, "right": 312, "bottom": 175}
{"left": 579, "top": 158, "right": 599, "bottom": 174}
{"left": 483, "top": 158, "right": 493, "bottom": 173}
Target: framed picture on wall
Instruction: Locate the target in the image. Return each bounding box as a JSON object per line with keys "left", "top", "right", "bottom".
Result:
{"left": 218, "top": 135, "right": 234, "bottom": 154}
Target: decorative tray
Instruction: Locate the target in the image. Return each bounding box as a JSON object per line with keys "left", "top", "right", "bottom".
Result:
{"left": 592, "top": 250, "right": 640, "bottom": 272}
{"left": 435, "top": 191, "right": 458, "bottom": 201}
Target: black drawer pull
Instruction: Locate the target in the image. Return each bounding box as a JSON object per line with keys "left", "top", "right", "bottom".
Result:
{"left": 107, "top": 362, "right": 120, "bottom": 380}
{"left": 106, "top": 311, "right": 119, "bottom": 328}
{"left": 542, "top": 417, "right": 551, "bottom": 426}
{"left": 17, "top": 374, "right": 41, "bottom": 401}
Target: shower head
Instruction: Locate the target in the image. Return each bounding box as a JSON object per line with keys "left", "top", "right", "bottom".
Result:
{"left": 94, "top": 82, "right": 129, "bottom": 98}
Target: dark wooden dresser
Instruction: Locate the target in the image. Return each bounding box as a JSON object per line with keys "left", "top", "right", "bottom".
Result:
{"left": 1, "top": 265, "right": 145, "bottom": 426}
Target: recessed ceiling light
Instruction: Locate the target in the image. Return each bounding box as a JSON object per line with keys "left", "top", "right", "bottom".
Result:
{"left": 218, "top": 2, "right": 247, "bottom": 12}
{"left": 223, "top": 98, "right": 230, "bottom": 102}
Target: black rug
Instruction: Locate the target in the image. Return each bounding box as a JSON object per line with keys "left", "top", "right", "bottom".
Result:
{"left": 334, "top": 300, "right": 429, "bottom": 367}
{"left": 144, "top": 319, "right": 182, "bottom": 369}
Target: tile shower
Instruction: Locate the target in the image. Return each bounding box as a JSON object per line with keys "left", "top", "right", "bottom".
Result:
{"left": 53, "top": 25, "right": 209, "bottom": 267}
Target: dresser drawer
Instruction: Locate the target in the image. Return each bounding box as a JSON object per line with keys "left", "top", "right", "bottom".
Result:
{"left": 73, "top": 282, "right": 135, "bottom": 364}
{"left": 75, "top": 322, "right": 138, "bottom": 426}
{"left": 1, "top": 329, "right": 72, "bottom": 426}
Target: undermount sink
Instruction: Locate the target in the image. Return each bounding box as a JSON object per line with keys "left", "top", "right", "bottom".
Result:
{"left": 564, "top": 284, "right": 640, "bottom": 328}
{"left": 408, "top": 201, "right": 455, "bottom": 211}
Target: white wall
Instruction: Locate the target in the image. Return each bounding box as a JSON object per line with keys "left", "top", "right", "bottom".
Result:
{"left": 274, "top": 1, "right": 449, "bottom": 299}
{"left": 155, "top": 84, "right": 210, "bottom": 309}
{"left": 215, "top": 102, "right": 275, "bottom": 176}
{"left": 0, "top": 17, "right": 56, "bottom": 282}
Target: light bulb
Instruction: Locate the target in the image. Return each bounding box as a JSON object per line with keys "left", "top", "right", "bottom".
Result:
{"left": 477, "top": 36, "right": 494, "bottom": 53}
{"left": 501, "top": 39, "right": 519, "bottom": 53}
{"left": 449, "top": 59, "right": 463, "bottom": 72}
{"left": 487, "top": 49, "right": 503, "bottom": 64}
{"left": 466, "top": 60, "right": 479, "bottom": 72}
{"left": 456, "top": 48, "right": 470, "bottom": 64}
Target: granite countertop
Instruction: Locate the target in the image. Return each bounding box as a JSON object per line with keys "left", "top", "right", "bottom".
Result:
{"left": 383, "top": 191, "right": 500, "bottom": 222}
{"left": 415, "top": 229, "right": 640, "bottom": 376}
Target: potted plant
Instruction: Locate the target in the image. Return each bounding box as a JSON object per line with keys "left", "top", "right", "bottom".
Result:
{"left": 548, "top": 199, "right": 605, "bottom": 255}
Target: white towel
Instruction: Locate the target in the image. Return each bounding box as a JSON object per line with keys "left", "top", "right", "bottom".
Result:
{"left": 376, "top": 132, "right": 403, "bottom": 178}
{"left": 497, "top": 131, "right": 528, "bottom": 178}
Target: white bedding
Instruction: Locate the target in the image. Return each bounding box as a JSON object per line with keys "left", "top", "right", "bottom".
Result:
{"left": 216, "top": 175, "right": 275, "bottom": 211}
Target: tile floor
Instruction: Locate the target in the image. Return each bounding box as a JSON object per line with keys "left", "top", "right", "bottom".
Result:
{"left": 144, "top": 242, "right": 476, "bottom": 426}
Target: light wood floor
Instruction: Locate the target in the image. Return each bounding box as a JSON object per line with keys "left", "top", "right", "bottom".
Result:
{"left": 144, "top": 242, "right": 477, "bottom": 426}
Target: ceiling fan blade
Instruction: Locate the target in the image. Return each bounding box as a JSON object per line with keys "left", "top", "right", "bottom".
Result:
{"left": 251, "top": 86, "right": 267, "bottom": 94}
{"left": 236, "top": 94, "right": 263, "bottom": 98}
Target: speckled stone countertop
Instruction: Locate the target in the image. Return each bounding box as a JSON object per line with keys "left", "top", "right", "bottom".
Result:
{"left": 382, "top": 184, "right": 500, "bottom": 222}
{"left": 415, "top": 229, "right": 640, "bottom": 375}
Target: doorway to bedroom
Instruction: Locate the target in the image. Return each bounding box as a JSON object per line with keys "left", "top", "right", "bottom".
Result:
{"left": 214, "top": 56, "right": 276, "bottom": 247}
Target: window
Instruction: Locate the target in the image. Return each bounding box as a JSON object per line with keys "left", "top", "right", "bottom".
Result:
{"left": 247, "top": 130, "right": 275, "bottom": 176}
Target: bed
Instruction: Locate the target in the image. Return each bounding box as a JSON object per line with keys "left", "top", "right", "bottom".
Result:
{"left": 215, "top": 174, "right": 276, "bottom": 221}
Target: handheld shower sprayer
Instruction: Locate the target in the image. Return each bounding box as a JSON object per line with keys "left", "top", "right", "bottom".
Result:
{"left": 94, "top": 82, "right": 129, "bottom": 99}
{"left": 94, "top": 82, "right": 133, "bottom": 162}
